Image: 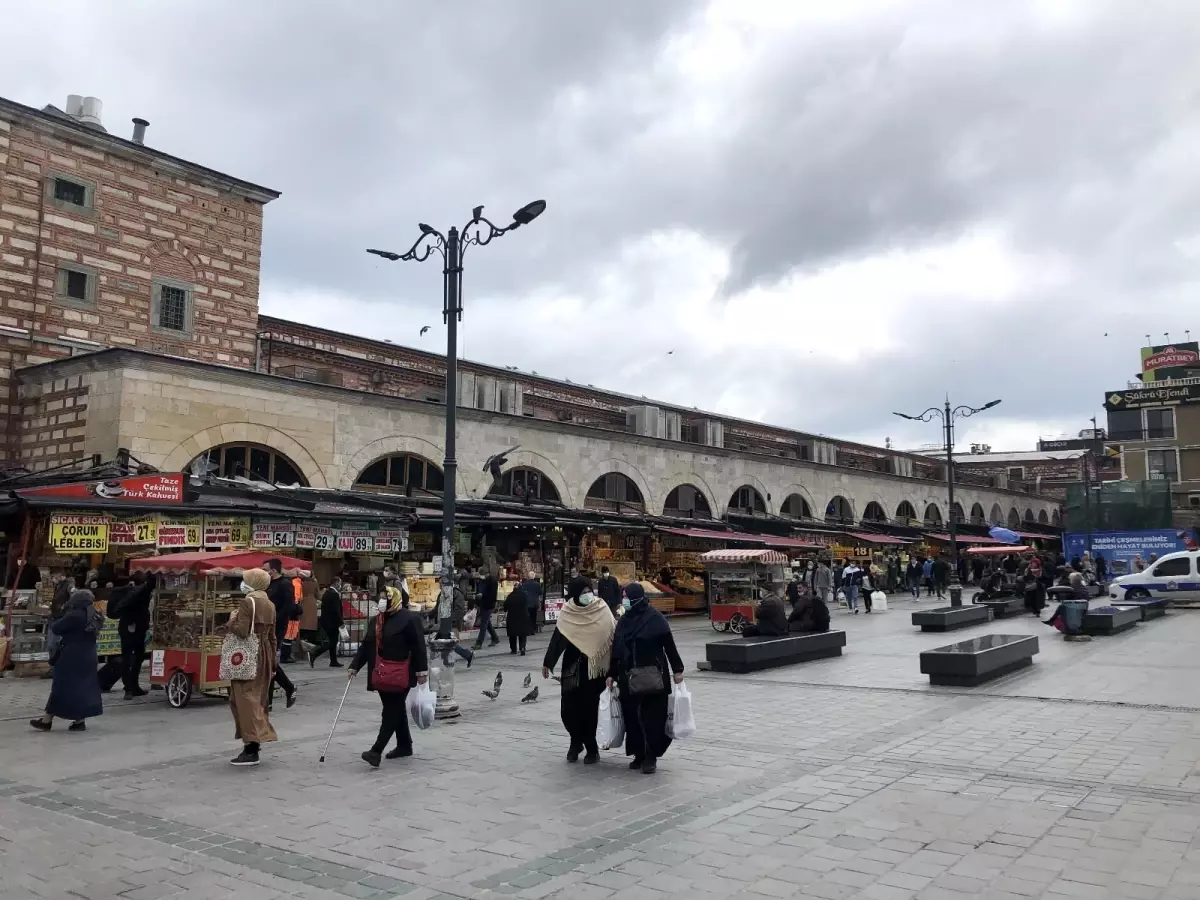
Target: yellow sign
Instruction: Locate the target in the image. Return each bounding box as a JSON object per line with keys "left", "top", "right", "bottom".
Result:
{"left": 157, "top": 515, "right": 203, "bottom": 549}
{"left": 203, "top": 516, "right": 251, "bottom": 549}
{"left": 49, "top": 514, "right": 110, "bottom": 553}
{"left": 112, "top": 514, "right": 159, "bottom": 546}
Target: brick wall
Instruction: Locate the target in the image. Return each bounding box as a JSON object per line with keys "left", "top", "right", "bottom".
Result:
{"left": 16, "top": 371, "right": 89, "bottom": 471}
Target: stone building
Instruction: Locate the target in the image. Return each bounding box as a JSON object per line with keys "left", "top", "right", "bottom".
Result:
{"left": 2, "top": 91, "right": 1060, "bottom": 529}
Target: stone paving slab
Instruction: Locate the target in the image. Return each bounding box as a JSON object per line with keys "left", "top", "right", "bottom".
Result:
{"left": 3, "top": 604, "right": 1200, "bottom": 898}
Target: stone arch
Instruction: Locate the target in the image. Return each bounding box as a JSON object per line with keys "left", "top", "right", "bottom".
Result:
{"left": 1007, "top": 507, "right": 1022, "bottom": 528}
{"left": 160, "top": 423, "right": 328, "bottom": 488}
{"left": 146, "top": 238, "right": 203, "bottom": 276}
{"left": 990, "top": 503, "right": 1004, "bottom": 525}
{"left": 950, "top": 501, "right": 965, "bottom": 524}
{"left": 895, "top": 500, "right": 918, "bottom": 523}
{"left": 970, "top": 502, "right": 986, "bottom": 525}
{"left": 579, "top": 459, "right": 653, "bottom": 514}
{"left": 861, "top": 501, "right": 888, "bottom": 523}
{"left": 341, "top": 434, "right": 446, "bottom": 491}
{"left": 1038, "top": 509, "right": 1049, "bottom": 525}
{"left": 1024, "top": 507, "right": 1035, "bottom": 523}
{"left": 477, "top": 448, "right": 572, "bottom": 506}
{"left": 718, "top": 473, "right": 775, "bottom": 516}
{"left": 778, "top": 483, "right": 817, "bottom": 521}
{"left": 924, "top": 502, "right": 943, "bottom": 528}
{"left": 1052, "top": 508, "right": 1062, "bottom": 526}
{"left": 825, "top": 494, "right": 855, "bottom": 525}
{"left": 728, "top": 484, "right": 769, "bottom": 516}
{"left": 657, "top": 472, "right": 720, "bottom": 519}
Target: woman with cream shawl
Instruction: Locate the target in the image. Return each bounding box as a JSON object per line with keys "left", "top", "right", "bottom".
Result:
{"left": 542, "top": 576, "right": 615, "bottom": 764}
{"left": 227, "top": 567, "right": 277, "bottom": 766}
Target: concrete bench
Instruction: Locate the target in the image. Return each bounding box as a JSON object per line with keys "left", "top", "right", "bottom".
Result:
{"left": 920, "top": 634, "right": 1039, "bottom": 687}
{"left": 912, "top": 605, "right": 992, "bottom": 632}
{"left": 705, "top": 631, "right": 846, "bottom": 674}
{"left": 1084, "top": 606, "right": 1141, "bottom": 636}
{"left": 977, "top": 596, "right": 1025, "bottom": 619}
{"left": 1112, "top": 597, "right": 1168, "bottom": 620}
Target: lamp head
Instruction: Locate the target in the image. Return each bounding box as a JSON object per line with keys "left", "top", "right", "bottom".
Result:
{"left": 511, "top": 199, "right": 547, "bottom": 227}
{"left": 366, "top": 248, "right": 401, "bottom": 261}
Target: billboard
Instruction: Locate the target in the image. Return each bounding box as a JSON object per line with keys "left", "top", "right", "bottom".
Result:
{"left": 16, "top": 474, "right": 186, "bottom": 504}
{"left": 1104, "top": 383, "right": 1200, "bottom": 410}
{"left": 1140, "top": 342, "right": 1200, "bottom": 383}
{"left": 1064, "top": 529, "right": 1199, "bottom": 576}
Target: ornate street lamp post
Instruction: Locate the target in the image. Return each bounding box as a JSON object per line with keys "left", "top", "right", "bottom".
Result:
{"left": 894, "top": 398, "right": 1001, "bottom": 607}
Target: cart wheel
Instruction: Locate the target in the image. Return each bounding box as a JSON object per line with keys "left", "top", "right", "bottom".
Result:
{"left": 729, "top": 614, "right": 746, "bottom": 635}
{"left": 711, "top": 620, "right": 726, "bottom": 633}
{"left": 166, "top": 670, "right": 192, "bottom": 709}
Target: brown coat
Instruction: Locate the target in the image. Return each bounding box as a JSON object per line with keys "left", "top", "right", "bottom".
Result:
{"left": 227, "top": 590, "right": 278, "bottom": 744}
{"left": 299, "top": 576, "right": 320, "bottom": 631}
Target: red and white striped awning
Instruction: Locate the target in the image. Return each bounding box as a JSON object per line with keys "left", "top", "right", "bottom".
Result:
{"left": 701, "top": 548, "right": 790, "bottom": 565}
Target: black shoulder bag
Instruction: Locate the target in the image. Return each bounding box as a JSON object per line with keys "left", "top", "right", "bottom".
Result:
{"left": 626, "top": 643, "right": 667, "bottom": 696}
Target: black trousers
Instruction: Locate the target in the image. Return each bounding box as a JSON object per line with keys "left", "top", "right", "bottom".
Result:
{"left": 619, "top": 691, "right": 672, "bottom": 762}
{"left": 508, "top": 634, "right": 527, "bottom": 654}
{"left": 561, "top": 681, "right": 604, "bottom": 753}
{"left": 98, "top": 628, "right": 146, "bottom": 692}
{"left": 309, "top": 625, "right": 341, "bottom": 665}
{"left": 372, "top": 689, "right": 412, "bottom": 754}
{"left": 273, "top": 662, "right": 294, "bottom": 696}
{"left": 472, "top": 608, "right": 499, "bottom": 646}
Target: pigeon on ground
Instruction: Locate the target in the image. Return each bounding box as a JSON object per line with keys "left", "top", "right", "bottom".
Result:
{"left": 493, "top": 672, "right": 503, "bottom": 693}
{"left": 520, "top": 686, "right": 539, "bottom": 703}
{"left": 522, "top": 673, "right": 532, "bottom": 688}
{"left": 481, "top": 689, "right": 499, "bottom": 700}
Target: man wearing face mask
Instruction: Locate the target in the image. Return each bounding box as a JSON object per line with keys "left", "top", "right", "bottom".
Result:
{"left": 264, "top": 559, "right": 297, "bottom": 708}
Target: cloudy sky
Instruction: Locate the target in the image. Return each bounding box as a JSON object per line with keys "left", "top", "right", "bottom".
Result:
{"left": 5, "top": 0, "right": 1198, "bottom": 452}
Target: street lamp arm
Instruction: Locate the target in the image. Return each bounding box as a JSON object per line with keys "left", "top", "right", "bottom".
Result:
{"left": 461, "top": 214, "right": 513, "bottom": 251}
{"left": 366, "top": 229, "right": 446, "bottom": 265}
{"left": 951, "top": 399, "right": 1002, "bottom": 420}
{"left": 893, "top": 407, "right": 944, "bottom": 423}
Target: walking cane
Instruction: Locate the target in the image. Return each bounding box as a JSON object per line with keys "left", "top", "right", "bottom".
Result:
{"left": 319, "top": 679, "right": 353, "bottom": 764}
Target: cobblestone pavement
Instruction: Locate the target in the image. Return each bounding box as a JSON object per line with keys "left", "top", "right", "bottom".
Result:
{"left": 4, "top": 597, "right": 1200, "bottom": 899}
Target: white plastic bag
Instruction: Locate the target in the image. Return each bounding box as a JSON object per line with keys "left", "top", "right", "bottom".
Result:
{"left": 407, "top": 682, "right": 436, "bottom": 730}
{"left": 596, "top": 687, "right": 624, "bottom": 750}
{"left": 668, "top": 681, "right": 696, "bottom": 740}
{"left": 338, "top": 625, "right": 350, "bottom": 642}
{"left": 836, "top": 589, "right": 847, "bottom": 606}
{"left": 462, "top": 608, "right": 477, "bottom": 629}
{"left": 871, "top": 591, "right": 887, "bottom": 611}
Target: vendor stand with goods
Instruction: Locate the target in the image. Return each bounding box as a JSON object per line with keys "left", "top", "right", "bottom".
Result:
{"left": 703, "top": 548, "right": 792, "bottom": 634}
{"left": 129, "top": 550, "right": 310, "bottom": 708}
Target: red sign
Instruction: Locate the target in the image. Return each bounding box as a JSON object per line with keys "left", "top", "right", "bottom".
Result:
{"left": 17, "top": 474, "right": 185, "bottom": 504}
{"left": 1143, "top": 346, "right": 1199, "bottom": 372}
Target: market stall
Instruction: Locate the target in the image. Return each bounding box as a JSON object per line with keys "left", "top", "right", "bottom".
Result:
{"left": 702, "top": 548, "right": 791, "bottom": 634}
{"left": 130, "top": 550, "right": 310, "bottom": 708}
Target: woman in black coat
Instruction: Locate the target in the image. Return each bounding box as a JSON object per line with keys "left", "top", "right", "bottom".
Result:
{"left": 31, "top": 589, "right": 103, "bottom": 732}
{"left": 349, "top": 586, "right": 429, "bottom": 767}
{"left": 606, "top": 583, "right": 684, "bottom": 774}
{"left": 504, "top": 582, "right": 532, "bottom": 656}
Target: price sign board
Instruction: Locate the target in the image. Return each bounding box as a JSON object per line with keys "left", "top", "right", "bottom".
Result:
{"left": 252, "top": 522, "right": 296, "bottom": 549}
{"left": 203, "top": 516, "right": 251, "bottom": 549}
{"left": 49, "top": 514, "right": 110, "bottom": 553}
{"left": 336, "top": 528, "right": 374, "bottom": 553}
{"left": 156, "top": 516, "right": 202, "bottom": 549}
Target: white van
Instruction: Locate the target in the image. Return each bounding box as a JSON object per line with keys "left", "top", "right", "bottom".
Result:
{"left": 1108, "top": 549, "right": 1200, "bottom": 603}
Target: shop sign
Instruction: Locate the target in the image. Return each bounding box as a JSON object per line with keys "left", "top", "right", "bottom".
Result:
{"left": 337, "top": 526, "right": 375, "bottom": 554}
{"left": 48, "top": 513, "right": 110, "bottom": 552}
{"left": 1105, "top": 383, "right": 1200, "bottom": 409}
{"left": 157, "top": 516, "right": 203, "bottom": 549}
{"left": 150, "top": 649, "right": 165, "bottom": 678}
{"left": 252, "top": 521, "right": 296, "bottom": 549}
{"left": 17, "top": 473, "right": 186, "bottom": 505}
{"left": 295, "top": 523, "right": 336, "bottom": 551}
{"left": 543, "top": 597, "right": 565, "bottom": 623}
{"left": 374, "top": 528, "right": 407, "bottom": 553}
{"left": 1141, "top": 341, "right": 1200, "bottom": 383}
{"left": 203, "top": 516, "right": 251, "bottom": 549}
{"left": 110, "top": 515, "right": 160, "bottom": 546}
{"left": 410, "top": 531, "right": 434, "bottom": 549}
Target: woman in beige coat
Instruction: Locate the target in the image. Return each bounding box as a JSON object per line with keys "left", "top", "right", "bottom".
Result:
{"left": 228, "top": 567, "right": 278, "bottom": 766}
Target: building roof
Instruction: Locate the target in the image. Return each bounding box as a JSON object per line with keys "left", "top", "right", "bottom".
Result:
{"left": 0, "top": 95, "right": 280, "bottom": 203}
{"left": 949, "top": 449, "right": 1086, "bottom": 464}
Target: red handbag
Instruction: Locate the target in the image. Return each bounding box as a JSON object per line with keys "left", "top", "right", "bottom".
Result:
{"left": 371, "top": 614, "right": 411, "bottom": 692}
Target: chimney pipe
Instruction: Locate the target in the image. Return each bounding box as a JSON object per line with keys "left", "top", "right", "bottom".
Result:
{"left": 79, "top": 97, "right": 103, "bottom": 128}
{"left": 131, "top": 117, "right": 149, "bottom": 145}
{"left": 66, "top": 95, "right": 84, "bottom": 117}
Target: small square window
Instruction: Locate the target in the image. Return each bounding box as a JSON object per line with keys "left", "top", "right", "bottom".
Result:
{"left": 44, "top": 172, "right": 96, "bottom": 214}
{"left": 65, "top": 270, "right": 88, "bottom": 300}
{"left": 55, "top": 265, "right": 96, "bottom": 305}
{"left": 151, "top": 278, "right": 193, "bottom": 335}
{"left": 53, "top": 178, "right": 87, "bottom": 206}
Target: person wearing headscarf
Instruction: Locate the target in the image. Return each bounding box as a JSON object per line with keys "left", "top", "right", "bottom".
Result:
{"left": 787, "top": 588, "right": 831, "bottom": 633}
{"left": 30, "top": 589, "right": 104, "bottom": 732}
{"left": 226, "top": 568, "right": 278, "bottom": 766}
{"left": 504, "top": 578, "right": 533, "bottom": 656}
{"left": 350, "top": 585, "right": 429, "bottom": 767}
{"left": 542, "top": 576, "right": 615, "bottom": 764}
{"left": 606, "top": 582, "right": 685, "bottom": 775}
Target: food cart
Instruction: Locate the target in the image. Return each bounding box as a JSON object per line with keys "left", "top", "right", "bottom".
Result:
{"left": 703, "top": 548, "right": 791, "bottom": 634}
{"left": 129, "top": 550, "right": 310, "bottom": 708}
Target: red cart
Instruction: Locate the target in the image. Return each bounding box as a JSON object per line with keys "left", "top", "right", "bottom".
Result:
{"left": 703, "top": 548, "right": 791, "bottom": 634}
{"left": 130, "top": 550, "right": 310, "bottom": 709}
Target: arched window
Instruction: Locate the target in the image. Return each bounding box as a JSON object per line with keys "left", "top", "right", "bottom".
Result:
{"left": 950, "top": 502, "right": 965, "bottom": 524}
{"left": 1052, "top": 508, "right": 1062, "bottom": 526}
{"left": 825, "top": 495, "right": 854, "bottom": 524}
{"left": 586, "top": 473, "right": 644, "bottom": 512}
{"left": 190, "top": 443, "right": 307, "bottom": 486}
{"left": 1038, "top": 509, "right": 1049, "bottom": 525}
{"left": 664, "top": 484, "right": 712, "bottom": 518}
{"left": 728, "top": 485, "right": 767, "bottom": 515}
{"left": 990, "top": 503, "right": 1004, "bottom": 525}
{"left": 970, "top": 503, "right": 986, "bottom": 525}
{"left": 354, "top": 453, "right": 444, "bottom": 493}
{"left": 924, "top": 503, "right": 943, "bottom": 527}
{"left": 1007, "top": 508, "right": 1022, "bottom": 529}
{"left": 861, "top": 501, "right": 887, "bottom": 523}
{"left": 895, "top": 501, "right": 918, "bottom": 523}
{"left": 781, "top": 494, "right": 812, "bottom": 520}
{"left": 1024, "top": 508, "right": 1035, "bottom": 523}
{"left": 488, "top": 466, "right": 561, "bottom": 503}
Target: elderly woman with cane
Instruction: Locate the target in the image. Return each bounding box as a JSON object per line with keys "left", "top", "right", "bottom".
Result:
{"left": 542, "top": 576, "right": 615, "bottom": 764}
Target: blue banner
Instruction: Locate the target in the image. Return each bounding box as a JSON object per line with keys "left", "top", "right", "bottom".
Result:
{"left": 1064, "top": 529, "right": 1199, "bottom": 576}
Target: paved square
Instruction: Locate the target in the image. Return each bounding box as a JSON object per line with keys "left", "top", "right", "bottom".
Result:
{"left": 4, "top": 599, "right": 1200, "bottom": 899}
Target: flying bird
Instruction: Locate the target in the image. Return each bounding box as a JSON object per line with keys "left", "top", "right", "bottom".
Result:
{"left": 493, "top": 672, "right": 503, "bottom": 692}
{"left": 419, "top": 325, "right": 430, "bottom": 336}
{"left": 481, "top": 689, "right": 498, "bottom": 700}
{"left": 522, "top": 673, "right": 532, "bottom": 688}
{"left": 520, "top": 686, "right": 539, "bottom": 703}
{"left": 667, "top": 350, "right": 674, "bottom": 355}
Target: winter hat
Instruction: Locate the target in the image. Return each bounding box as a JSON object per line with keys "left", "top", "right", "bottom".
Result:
{"left": 242, "top": 568, "right": 271, "bottom": 592}
{"left": 67, "top": 588, "right": 96, "bottom": 610}
{"left": 567, "top": 575, "right": 591, "bottom": 601}
{"left": 624, "top": 582, "right": 646, "bottom": 603}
